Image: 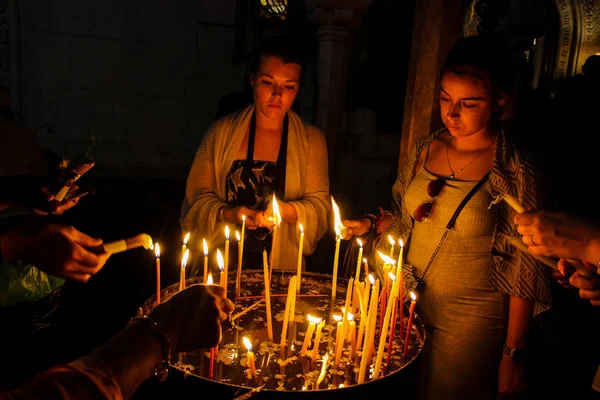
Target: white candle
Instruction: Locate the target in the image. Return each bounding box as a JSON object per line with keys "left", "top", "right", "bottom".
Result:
{"left": 180, "top": 248, "right": 189, "bottom": 291}
{"left": 154, "top": 243, "right": 161, "bottom": 304}
{"left": 348, "top": 313, "right": 357, "bottom": 359}
{"left": 358, "top": 278, "right": 380, "bottom": 383}
{"left": 354, "top": 239, "right": 363, "bottom": 282}
{"left": 203, "top": 238, "right": 209, "bottom": 284}
{"left": 242, "top": 337, "right": 256, "bottom": 378}
{"left": 503, "top": 194, "right": 526, "bottom": 213}
{"left": 300, "top": 315, "right": 319, "bottom": 356}
{"left": 223, "top": 225, "right": 230, "bottom": 297}
{"left": 262, "top": 249, "right": 273, "bottom": 341}
{"left": 316, "top": 353, "right": 329, "bottom": 386}
{"left": 333, "top": 314, "right": 344, "bottom": 366}
{"left": 373, "top": 272, "right": 398, "bottom": 379}
{"left": 296, "top": 223, "right": 304, "bottom": 293}
{"left": 280, "top": 276, "right": 297, "bottom": 348}
{"left": 311, "top": 319, "right": 325, "bottom": 362}
{"left": 217, "top": 248, "right": 225, "bottom": 288}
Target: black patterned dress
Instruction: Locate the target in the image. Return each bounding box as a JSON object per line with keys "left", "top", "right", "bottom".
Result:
{"left": 225, "top": 111, "right": 288, "bottom": 269}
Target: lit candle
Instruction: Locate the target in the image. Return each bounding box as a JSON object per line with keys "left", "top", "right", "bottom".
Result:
{"left": 311, "top": 319, "right": 325, "bottom": 362}
{"left": 242, "top": 337, "right": 256, "bottom": 378}
{"left": 269, "top": 194, "right": 281, "bottom": 280}
{"left": 348, "top": 312, "right": 357, "bottom": 360}
{"left": 331, "top": 196, "right": 344, "bottom": 303}
{"left": 342, "top": 277, "right": 354, "bottom": 336}
{"left": 262, "top": 249, "right": 273, "bottom": 341}
{"left": 333, "top": 314, "right": 344, "bottom": 366}
{"left": 364, "top": 258, "right": 369, "bottom": 278}
{"left": 207, "top": 273, "right": 213, "bottom": 285}
{"left": 358, "top": 278, "right": 380, "bottom": 383}
{"left": 280, "top": 276, "right": 297, "bottom": 349}
{"left": 217, "top": 249, "right": 225, "bottom": 288}
{"left": 203, "top": 238, "right": 208, "bottom": 284}
{"left": 388, "top": 235, "right": 395, "bottom": 259}
{"left": 373, "top": 272, "right": 398, "bottom": 379}
{"left": 180, "top": 248, "right": 189, "bottom": 291}
{"left": 397, "top": 240, "right": 404, "bottom": 338}
{"left": 403, "top": 292, "right": 417, "bottom": 359}
{"left": 223, "top": 225, "right": 230, "bottom": 297}
{"left": 296, "top": 223, "right": 304, "bottom": 293}
{"left": 353, "top": 239, "right": 363, "bottom": 283}
{"left": 182, "top": 232, "right": 190, "bottom": 257}
{"left": 235, "top": 230, "right": 242, "bottom": 297}
{"left": 300, "top": 315, "right": 319, "bottom": 356}
{"left": 154, "top": 243, "right": 161, "bottom": 304}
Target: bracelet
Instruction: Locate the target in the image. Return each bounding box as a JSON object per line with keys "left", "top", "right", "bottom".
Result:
{"left": 130, "top": 315, "right": 171, "bottom": 381}
{"left": 218, "top": 206, "right": 229, "bottom": 222}
{"left": 361, "top": 213, "right": 378, "bottom": 232}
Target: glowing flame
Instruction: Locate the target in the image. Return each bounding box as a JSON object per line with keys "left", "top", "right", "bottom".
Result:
{"left": 154, "top": 243, "right": 160, "bottom": 258}
{"left": 369, "top": 274, "right": 375, "bottom": 285}
{"left": 356, "top": 238, "right": 362, "bottom": 248}
{"left": 317, "top": 353, "right": 329, "bottom": 385}
{"left": 203, "top": 238, "right": 208, "bottom": 256}
{"left": 377, "top": 251, "right": 396, "bottom": 266}
{"left": 299, "top": 223, "right": 304, "bottom": 233}
{"left": 181, "top": 249, "right": 189, "bottom": 268}
{"left": 307, "top": 314, "right": 321, "bottom": 324}
{"left": 399, "top": 238, "right": 404, "bottom": 247}
{"left": 388, "top": 272, "right": 396, "bottom": 281}
{"left": 207, "top": 273, "right": 213, "bottom": 285}
{"left": 235, "top": 230, "right": 240, "bottom": 241}
{"left": 242, "top": 337, "right": 252, "bottom": 351}
{"left": 410, "top": 291, "right": 417, "bottom": 301}
{"left": 217, "top": 249, "right": 224, "bottom": 271}
{"left": 363, "top": 258, "right": 368, "bottom": 264}
{"left": 225, "top": 225, "right": 230, "bottom": 240}
{"left": 332, "top": 314, "right": 342, "bottom": 322}
{"left": 242, "top": 215, "right": 246, "bottom": 222}
{"left": 388, "top": 235, "right": 395, "bottom": 246}
{"left": 347, "top": 312, "right": 354, "bottom": 322}
{"left": 271, "top": 194, "right": 281, "bottom": 226}
{"left": 183, "top": 232, "right": 190, "bottom": 246}
{"left": 330, "top": 196, "right": 344, "bottom": 238}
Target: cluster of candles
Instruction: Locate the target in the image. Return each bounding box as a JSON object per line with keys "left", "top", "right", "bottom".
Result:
{"left": 150, "top": 195, "right": 419, "bottom": 386}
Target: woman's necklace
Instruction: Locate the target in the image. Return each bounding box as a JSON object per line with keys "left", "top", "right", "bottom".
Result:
{"left": 446, "top": 138, "right": 495, "bottom": 180}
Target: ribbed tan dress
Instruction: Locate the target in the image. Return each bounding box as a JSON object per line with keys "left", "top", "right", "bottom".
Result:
{"left": 405, "top": 168, "right": 509, "bottom": 400}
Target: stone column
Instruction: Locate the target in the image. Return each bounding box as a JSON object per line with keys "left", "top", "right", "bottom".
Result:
{"left": 307, "top": 0, "right": 372, "bottom": 190}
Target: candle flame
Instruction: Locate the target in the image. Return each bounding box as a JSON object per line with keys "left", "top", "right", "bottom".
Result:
{"left": 235, "top": 230, "right": 240, "bottom": 241}
{"left": 299, "top": 222, "right": 304, "bottom": 233}
{"left": 207, "top": 273, "right": 213, "bottom": 285}
{"left": 369, "top": 274, "right": 375, "bottom": 285}
{"left": 181, "top": 248, "right": 189, "bottom": 268}
{"left": 330, "top": 196, "right": 344, "bottom": 238}
{"left": 388, "top": 272, "right": 396, "bottom": 281}
{"left": 356, "top": 238, "right": 362, "bottom": 247}
{"left": 347, "top": 312, "right": 354, "bottom": 321}
{"left": 216, "top": 248, "right": 224, "bottom": 271}
{"left": 154, "top": 243, "right": 160, "bottom": 258}
{"left": 242, "top": 337, "right": 252, "bottom": 351}
{"left": 271, "top": 194, "right": 281, "bottom": 226}
{"left": 332, "top": 314, "right": 342, "bottom": 322}
{"left": 183, "top": 232, "right": 190, "bottom": 245}
{"left": 363, "top": 258, "right": 368, "bottom": 264}
{"left": 399, "top": 238, "right": 404, "bottom": 247}
{"left": 388, "top": 235, "right": 395, "bottom": 246}
{"left": 317, "top": 353, "right": 329, "bottom": 385}
{"left": 203, "top": 238, "right": 208, "bottom": 256}
{"left": 339, "top": 384, "right": 345, "bottom": 388}
{"left": 307, "top": 314, "right": 321, "bottom": 324}
{"left": 410, "top": 291, "right": 417, "bottom": 301}
{"left": 242, "top": 215, "right": 246, "bottom": 222}
{"left": 377, "top": 251, "right": 396, "bottom": 266}
{"left": 225, "top": 225, "right": 230, "bottom": 240}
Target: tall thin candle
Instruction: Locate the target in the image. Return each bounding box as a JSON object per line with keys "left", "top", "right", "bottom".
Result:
{"left": 296, "top": 223, "right": 304, "bottom": 293}
{"left": 262, "top": 249, "right": 273, "bottom": 341}
{"left": 235, "top": 230, "right": 242, "bottom": 297}
{"left": 311, "top": 319, "right": 325, "bottom": 362}
{"left": 358, "top": 278, "right": 380, "bottom": 383}
{"left": 330, "top": 196, "right": 344, "bottom": 303}
{"left": 269, "top": 194, "right": 281, "bottom": 280}
{"left": 280, "top": 276, "right": 296, "bottom": 349}
{"left": 403, "top": 292, "right": 417, "bottom": 359}
{"left": 354, "top": 239, "right": 363, "bottom": 282}
{"left": 397, "top": 240, "right": 404, "bottom": 338}
{"left": 373, "top": 272, "right": 398, "bottom": 379}
{"left": 180, "top": 248, "right": 190, "bottom": 291}
{"left": 217, "top": 249, "right": 225, "bottom": 288}
{"left": 154, "top": 243, "right": 161, "bottom": 304}
{"left": 202, "top": 238, "right": 208, "bottom": 284}
{"left": 223, "top": 225, "right": 230, "bottom": 297}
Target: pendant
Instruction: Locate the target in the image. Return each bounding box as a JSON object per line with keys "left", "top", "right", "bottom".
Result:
{"left": 448, "top": 173, "right": 455, "bottom": 180}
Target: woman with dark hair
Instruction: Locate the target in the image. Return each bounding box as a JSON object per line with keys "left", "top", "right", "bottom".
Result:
{"left": 181, "top": 35, "right": 329, "bottom": 271}
{"left": 343, "top": 35, "right": 552, "bottom": 399}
